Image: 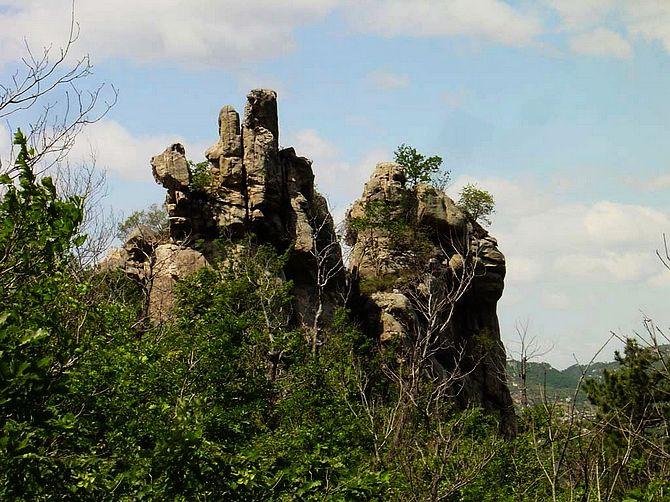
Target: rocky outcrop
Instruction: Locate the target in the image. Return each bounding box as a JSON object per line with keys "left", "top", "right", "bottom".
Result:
{"left": 205, "top": 105, "right": 246, "bottom": 235}
{"left": 346, "top": 162, "right": 516, "bottom": 434}
{"left": 114, "top": 89, "right": 344, "bottom": 330}
{"left": 108, "top": 89, "right": 514, "bottom": 430}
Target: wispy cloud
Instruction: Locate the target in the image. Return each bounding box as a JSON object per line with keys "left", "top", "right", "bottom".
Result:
{"left": 68, "top": 119, "right": 209, "bottom": 182}
{"left": 569, "top": 28, "right": 632, "bottom": 59}
{"left": 346, "top": 0, "right": 542, "bottom": 47}
{"left": 365, "top": 69, "right": 410, "bottom": 90}
{"left": 287, "top": 128, "right": 388, "bottom": 209}
{"left": 0, "top": 0, "right": 339, "bottom": 67}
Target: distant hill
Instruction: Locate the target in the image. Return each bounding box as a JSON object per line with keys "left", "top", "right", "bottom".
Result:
{"left": 505, "top": 358, "right": 618, "bottom": 406}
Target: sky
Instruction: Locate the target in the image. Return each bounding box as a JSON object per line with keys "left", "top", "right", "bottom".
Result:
{"left": 1, "top": 0, "right": 670, "bottom": 367}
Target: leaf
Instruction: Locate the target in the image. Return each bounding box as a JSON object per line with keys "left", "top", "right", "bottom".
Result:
{"left": 73, "top": 234, "right": 87, "bottom": 247}
{"left": 19, "top": 328, "right": 49, "bottom": 346}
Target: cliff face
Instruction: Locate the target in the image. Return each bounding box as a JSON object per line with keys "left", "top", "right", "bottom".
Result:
{"left": 111, "top": 88, "right": 514, "bottom": 429}
{"left": 345, "top": 162, "right": 516, "bottom": 433}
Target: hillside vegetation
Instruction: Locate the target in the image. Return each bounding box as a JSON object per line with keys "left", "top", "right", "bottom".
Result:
{"left": 2, "top": 129, "right": 670, "bottom": 500}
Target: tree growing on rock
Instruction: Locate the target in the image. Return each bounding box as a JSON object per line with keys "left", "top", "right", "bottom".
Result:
{"left": 458, "top": 183, "right": 495, "bottom": 226}
{"left": 393, "top": 144, "right": 449, "bottom": 189}
{"left": 117, "top": 203, "right": 169, "bottom": 242}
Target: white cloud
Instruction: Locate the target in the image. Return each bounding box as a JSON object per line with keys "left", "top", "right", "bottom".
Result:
{"left": 68, "top": 119, "right": 209, "bottom": 181}
{"left": 292, "top": 129, "right": 340, "bottom": 160}
{"left": 569, "top": 28, "right": 632, "bottom": 58}
{"left": 0, "top": 124, "right": 12, "bottom": 171}
{"left": 0, "top": 0, "right": 338, "bottom": 67}
{"left": 452, "top": 174, "right": 670, "bottom": 287}
{"left": 507, "top": 255, "right": 542, "bottom": 283}
{"left": 548, "top": 0, "right": 670, "bottom": 57}
{"left": 346, "top": 0, "right": 542, "bottom": 47}
{"left": 366, "top": 70, "right": 410, "bottom": 90}
{"left": 542, "top": 291, "right": 572, "bottom": 310}
{"left": 547, "top": 0, "right": 616, "bottom": 30}
{"left": 583, "top": 201, "right": 670, "bottom": 244}
{"left": 624, "top": 0, "right": 670, "bottom": 54}
{"left": 636, "top": 174, "right": 670, "bottom": 191}
{"left": 3, "top": 0, "right": 668, "bottom": 69}
{"left": 554, "top": 251, "right": 658, "bottom": 282}
{"left": 472, "top": 173, "right": 670, "bottom": 367}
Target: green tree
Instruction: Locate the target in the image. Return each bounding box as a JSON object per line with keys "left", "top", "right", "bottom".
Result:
{"left": 458, "top": 183, "right": 495, "bottom": 226}
{"left": 394, "top": 144, "right": 448, "bottom": 189}
{"left": 585, "top": 339, "right": 670, "bottom": 431}
{"left": 117, "top": 203, "right": 168, "bottom": 241}
{"left": 0, "top": 130, "right": 89, "bottom": 497}
{"left": 188, "top": 160, "right": 212, "bottom": 192}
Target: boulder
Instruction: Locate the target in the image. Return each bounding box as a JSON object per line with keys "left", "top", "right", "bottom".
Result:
{"left": 151, "top": 143, "right": 190, "bottom": 191}
{"left": 148, "top": 244, "right": 209, "bottom": 323}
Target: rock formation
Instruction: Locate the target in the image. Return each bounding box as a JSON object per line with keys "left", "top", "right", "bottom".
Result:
{"left": 118, "top": 89, "right": 344, "bottom": 328}
{"left": 345, "top": 162, "right": 516, "bottom": 433}
{"left": 109, "top": 88, "right": 514, "bottom": 430}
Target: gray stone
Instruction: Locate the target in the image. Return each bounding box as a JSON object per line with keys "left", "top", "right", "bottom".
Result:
{"left": 148, "top": 244, "right": 209, "bottom": 323}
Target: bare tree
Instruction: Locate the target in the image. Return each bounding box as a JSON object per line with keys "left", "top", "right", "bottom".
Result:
{"left": 53, "top": 154, "right": 119, "bottom": 269}
{"left": 347, "top": 227, "right": 503, "bottom": 500}
{"left": 307, "top": 199, "right": 346, "bottom": 354}
{"left": 0, "top": 2, "right": 117, "bottom": 177}
{"left": 396, "top": 233, "right": 482, "bottom": 416}
{"left": 510, "top": 319, "right": 553, "bottom": 408}
{"left": 528, "top": 335, "right": 615, "bottom": 502}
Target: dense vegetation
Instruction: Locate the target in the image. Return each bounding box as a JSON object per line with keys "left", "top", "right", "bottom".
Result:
{"left": 2, "top": 131, "right": 670, "bottom": 500}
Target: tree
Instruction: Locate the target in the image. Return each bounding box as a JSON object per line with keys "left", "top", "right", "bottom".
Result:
{"left": 394, "top": 144, "right": 448, "bottom": 189}
{"left": 585, "top": 338, "right": 670, "bottom": 434}
{"left": 510, "top": 319, "right": 553, "bottom": 408}
{"left": 188, "top": 159, "right": 212, "bottom": 192}
{"left": 0, "top": 130, "right": 88, "bottom": 497}
{"left": 0, "top": 10, "right": 116, "bottom": 178}
{"left": 458, "top": 183, "right": 495, "bottom": 226}
{"left": 117, "top": 203, "right": 169, "bottom": 241}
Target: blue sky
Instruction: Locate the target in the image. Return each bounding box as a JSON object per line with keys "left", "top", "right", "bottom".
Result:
{"left": 1, "top": 0, "right": 670, "bottom": 367}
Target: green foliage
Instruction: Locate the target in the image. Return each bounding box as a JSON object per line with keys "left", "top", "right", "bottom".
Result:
{"left": 0, "top": 130, "right": 90, "bottom": 498}
{"left": 117, "top": 202, "right": 168, "bottom": 241}
{"left": 2, "top": 128, "right": 670, "bottom": 499}
{"left": 188, "top": 160, "right": 212, "bottom": 192}
{"left": 458, "top": 182, "right": 495, "bottom": 226}
{"left": 359, "top": 274, "right": 399, "bottom": 296}
{"left": 586, "top": 339, "right": 670, "bottom": 429}
{"left": 0, "top": 130, "right": 84, "bottom": 300}
{"left": 347, "top": 193, "right": 433, "bottom": 279}
{"left": 394, "top": 143, "right": 448, "bottom": 189}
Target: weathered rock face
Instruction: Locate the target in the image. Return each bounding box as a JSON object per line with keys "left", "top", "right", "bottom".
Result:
{"left": 205, "top": 105, "right": 246, "bottom": 235}
{"left": 117, "top": 89, "right": 345, "bottom": 330}
{"left": 148, "top": 244, "right": 209, "bottom": 323}
{"left": 345, "top": 162, "right": 516, "bottom": 434}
